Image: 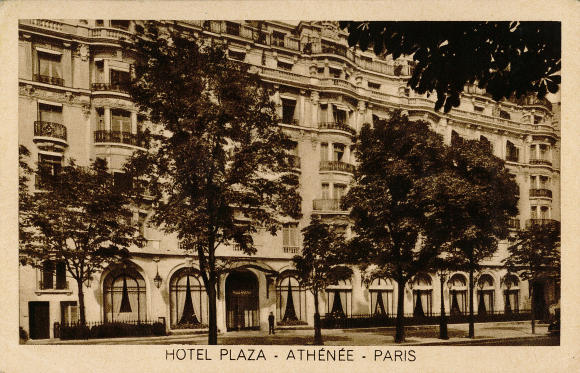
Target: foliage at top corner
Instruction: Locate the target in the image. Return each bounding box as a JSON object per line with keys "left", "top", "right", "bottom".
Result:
{"left": 339, "top": 21, "right": 560, "bottom": 112}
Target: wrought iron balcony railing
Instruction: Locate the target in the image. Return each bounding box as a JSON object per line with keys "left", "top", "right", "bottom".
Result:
{"left": 33, "top": 74, "right": 64, "bottom": 86}
{"left": 319, "top": 160, "right": 355, "bottom": 173}
{"left": 34, "top": 121, "right": 67, "bottom": 142}
{"left": 38, "top": 280, "right": 69, "bottom": 291}
{"left": 91, "top": 82, "right": 130, "bottom": 93}
{"left": 529, "top": 188, "right": 552, "bottom": 198}
{"left": 94, "top": 130, "right": 147, "bottom": 148}
{"left": 529, "top": 158, "right": 552, "bottom": 166}
{"left": 508, "top": 218, "right": 521, "bottom": 230}
{"left": 318, "top": 121, "right": 356, "bottom": 136}
{"left": 283, "top": 246, "right": 300, "bottom": 254}
{"left": 312, "top": 198, "right": 347, "bottom": 212}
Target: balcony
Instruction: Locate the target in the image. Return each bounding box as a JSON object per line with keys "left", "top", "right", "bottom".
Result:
{"left": 94, "top": 130, "right": 147, "bottom": 148}
{"left": 507, "top": 218, "right": 521, "bottom": 230}
{"left": 313, "top": 199, "right": 347, "bottom": 212}
{"left": 318, "top": 122, "right": 356, "bottom": 136}
{"left": 526, "top": 219, "right": 558, "bottom": 228}
{"left": 33, "top": 74, "right": 64, "bottom": 86}
{"left": 34, "top": 121, "right": 67, "bottom": 143}
{"left": 91, "top": 82, "right": 130, "bottom": 94}
{"left": 529, "top": 158, "right": 552, "bottom": 166}
{"left": 529, "top": 188, "right": 552, "bottom": 198}
{"left": 39, "top": 280, "right": 69, "bottom": 291}
{"left": 319, "top": 160, "right": 355, "bottom": 174}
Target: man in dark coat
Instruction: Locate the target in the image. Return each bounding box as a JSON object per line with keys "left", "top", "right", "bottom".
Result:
{"left": 268, "top": 312, "right": 275, "bottom": 335}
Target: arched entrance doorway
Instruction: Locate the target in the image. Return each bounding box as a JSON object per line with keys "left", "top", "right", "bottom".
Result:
{"left": 226, "top": 271, "right": 259, "bottom": 331}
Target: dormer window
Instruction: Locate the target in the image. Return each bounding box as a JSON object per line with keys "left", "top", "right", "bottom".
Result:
{"left": 110, "top": 20, "right": 130, "bottom": 30}
{"left": 277, "top": 61, "right": 293, "bottom": 71}
{"left": 368, "top": 82, "right": 381, "bottom": 91}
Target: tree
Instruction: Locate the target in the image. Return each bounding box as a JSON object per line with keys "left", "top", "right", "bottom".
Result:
{"left": 339, "top": 22, "right": 560, "bottom": 112}
{"left": 414, "top": 136, "right": 519, "bottom": 338}
{"left": 19, "top": 146, "right": 35, "bottom": 249}
{"left": 504, "top": 220, "right": 560, "bottom": 334}
{"left": 292, "top": 215, "right": 353, "bottom": 345}
{"left": 19, "top": 158, "right": 143, "bottom": 325}
{"left": 342, "top": 111, "right": 449, "bottom": 343}
{"left": 124, "top": 22, "right": 301, "bottom": 345}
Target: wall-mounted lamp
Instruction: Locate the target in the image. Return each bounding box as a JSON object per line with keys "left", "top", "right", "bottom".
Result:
{"left": 153, "top": 257, "right": 162, "bottom": 289}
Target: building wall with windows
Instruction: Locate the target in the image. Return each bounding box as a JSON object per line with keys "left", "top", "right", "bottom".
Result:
{"left": 18, "top": 20, "right": 560, "bottom": 339}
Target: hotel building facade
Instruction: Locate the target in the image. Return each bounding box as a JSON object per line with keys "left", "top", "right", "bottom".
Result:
{"left": 18, "top": 20, "right": 560, "bottom": 339}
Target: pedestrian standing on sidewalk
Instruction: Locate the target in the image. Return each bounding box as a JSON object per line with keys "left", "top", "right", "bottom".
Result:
{"left": 268, "top": 312, "right": 275, "bottom": 335}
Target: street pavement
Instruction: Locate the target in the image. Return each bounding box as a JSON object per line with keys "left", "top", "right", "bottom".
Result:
{"left": 25, "top": 320, "right": 558, "bottom": 346}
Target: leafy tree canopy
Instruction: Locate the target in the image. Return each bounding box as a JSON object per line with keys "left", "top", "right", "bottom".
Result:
{"left": 339, "top": 21, "right": 560, "bottom": 112}
{"left": 504, "top": 220, "right": 560, "bottom": 281}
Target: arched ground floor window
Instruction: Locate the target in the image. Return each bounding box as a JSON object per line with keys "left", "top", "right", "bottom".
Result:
{"left": 170, "top": 268, "right": 208, "bottom": 328}
{"left": 411, "top": 274, "right": 433, "bottom": 317}
{"left": 276, "top": 273, "right": 307, "bottom": 325}
{"left": 326, "top": 279, "right": 352, "bottom": 317}
{"left": 369, "top": 278, "right": 395, "bottom": 317}
{"left": 103, "top": 265, "right": 147, "bottom": 323}
{"left": 502, "top": 274, "right": 520, "bottom": 314}
{"left": 448, "top": 273, "right": 468, "bottom": 316}
{"left": 477, "top": 274, "right": 495, "bottom": 315}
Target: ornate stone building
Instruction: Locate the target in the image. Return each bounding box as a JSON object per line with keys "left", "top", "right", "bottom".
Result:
{"left": 18, "top": 20, "right": 560, "bottom": 339}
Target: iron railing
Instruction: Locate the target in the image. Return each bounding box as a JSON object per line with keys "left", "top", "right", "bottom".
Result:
{"left": 91, "top": 82, "right": 130, "bottom": 93}
{"left": 529, "top": 188, "right": 552, "bottom": 198}
{"left": 33, "top": 74, "right": 64, "bottom": 86}
{"left": 94, "top": 130, "right": 147, "bottom": 148}
{"left": 34, "top": 121, "right": 67, "bottom": 141}
{"left": 319, "top": 160, "right": 355, "bottom": 173}
{"left": 38, "top": 280, "right": 69, "bottom": 290}
{"left": 526, "top": 219, "right": 558, "bottom": 228}
{"left": 283, "top": 246, "right": 300, "bottom": 254}
{"left": 321, "top": 309, "right": 532, "bottom": 329}
{"left": 318, "top": 121, "right": 356, "bottom": 136}
{"left": 56, "top": 319, "right": 166, "bottom": 340}
{"left": 312, "top": 199, "right": 346, "bottom": 212}
{"left": 529, "top": 158, "right": 552, "bottom": 166}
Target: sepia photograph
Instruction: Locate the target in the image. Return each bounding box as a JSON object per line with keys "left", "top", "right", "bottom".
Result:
{"left": 15, "top": 18, "right": 562, "bottom": 349}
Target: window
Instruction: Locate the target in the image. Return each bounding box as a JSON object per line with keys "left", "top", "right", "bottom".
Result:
{"left": 225, "top": 21, "right": 240, "bottom": 36}
{"left": 228, "top": 50, "right": 245, "bottom": 61}
{"left": 317, "top": 67, "right": 324, "bottom": 75}
{"left": 37, "top": 153, "right": 62, "bottom": 189}
{"left": 540, "top": 206, "right": 549, "bottom": 219}
{"left": 480, "top": 135, "right": 493, "bottom": 152}
{"left": 474, "top": 105, "right": 484, "bottom": 113}
{"left": 321, "top": 183, "right": 330, "bottom": 199}
{"left": 36, "top": 51, "right": 63, "bottom": 85}
{"left": 61, "top": 301, "right": 78, "bottom": 325}
{"left": 334, "top": 109, "right": 347, "bottom": 124}
{"left": 368, "top": 82, "right": 381, "bottom": 90}
{"left": 272, "top": 31, "right": 285, "bottom": 47}
{"left": 451, "top": 130, "right": 462, "bottom": 146}
{"left": 110, "top": 20, "right": 130, "bottom": 30}
{"left": 369, "top": 278, "right": 395, "bottom": 317}
{"left": 506, "top": 141, "right": 519, "bottom": 162}
{"left": 169, "top": 268, "right": 207, "bottom": 328}
{"left": 476, "top": 274, "right": 495, "bottom": 315}
{"left": 502, "top": 274, "right": 520, "bottom": 314}
{"left": 411, "top": 274, "right": 433, "bottom": 317}
{"left": 326, "top": 279, "right": 352, "bottom": 317}
{"left": 533, "top": 115, "right": 543, "bottom": 124}
{"left": 499, "top": 110, "right": 511, "bottom": 120}
{"left": 96, "top": 108, "right": 105, "bottom": 131}
{"left": 138, "top": 212, "right": 148, "bottom": 236}
{"left": 38, "top": 103, "right": 63, "bottom": 124}
{"left": 403, "top": 87, "right": 410, "bottom": 97}
{"left": 332, "top": 143, "right": 345, "bottom": 162}
{"left": 320, "top": 143, "right": 328, "bottom": 162}
{"left": 95, "top": 20, "right": 104, "bottom": 27}
{"left": 530, "top": 206, "right": 538, "bottom": 219}
{"left": 281, "top": 98, "right": 296, "bottom": 124}
{"left": 103, "top": 266, "right": 147, "bottom": 322}
{"left": 448, "top": 274, "right": 468, "bottom": 316}
{"left": 276, "top": 274, "right": 307, "bottom": 324}
{"left": 277, "top": 61, "right": 293, "bottom": 71}
{"left": 110, "top": 69, "right": 130, "bottom": 90}
{"left": 282, "top": 223, "right": 299, "bottom": 249}
{"left": 40, "top": 260, "right": 67, "bottom": 290}
{"left": 333, "top": 184, "right": 346, "bottom": 200}
{"left": 111, "top": 109, "right": 132, "bottom": 143}
{"left": 329, "top": 68, "right": 341, "bottom": 78}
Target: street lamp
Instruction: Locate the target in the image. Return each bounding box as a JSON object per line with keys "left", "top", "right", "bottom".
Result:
{"left": 439, "top": 272, "right": 449, "bottom": 340}
{"left": 153, "top": 257, "right": 162, "bottom": 289}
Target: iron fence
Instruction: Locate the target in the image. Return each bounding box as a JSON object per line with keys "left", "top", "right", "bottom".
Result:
{"left": 56, "top": 319, "right": 166, "bottom": 340}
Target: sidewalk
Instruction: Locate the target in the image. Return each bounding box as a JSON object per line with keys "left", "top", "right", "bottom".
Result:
{"left": 25, "top": 321, "right": 556, "bottom": 345}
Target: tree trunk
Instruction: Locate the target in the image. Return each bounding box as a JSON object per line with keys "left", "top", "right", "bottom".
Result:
{"left": 468, "top": 269, "right": 475, "bottom": 338}
{"left": 207, "top": 274, "right": 218, "bottom": 345}
{"left": 439, "top": 276, "right": 448, "bottom": 339}
{"left": 77, "top": 279, "right": 86, "bottom": 325}
{"left": 530, "top": 282, "right": 535, "bottom": 334}
{"left": 395, "top": 278, "right": 405, "bottom": 343}
{"left": 313, "top": 289, "right": 323, "bottom": 345}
